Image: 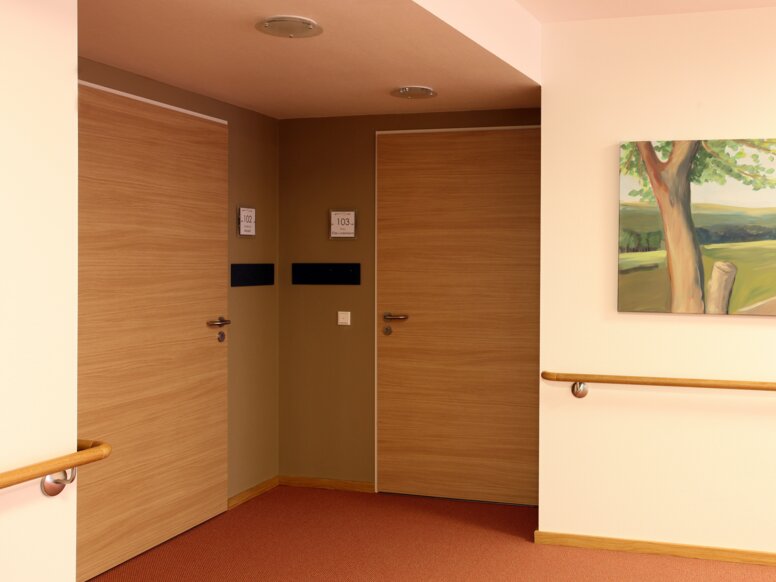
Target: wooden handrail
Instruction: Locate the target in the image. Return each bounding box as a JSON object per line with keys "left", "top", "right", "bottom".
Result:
{"left": 0, "top": 439, "right": 111, "bottom": 490}
{"left": 541, "top": 371, "right": 776, "bottom": 392}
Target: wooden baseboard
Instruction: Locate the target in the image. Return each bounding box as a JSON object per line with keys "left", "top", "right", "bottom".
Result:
{"left": 535, "top": 530, "right": 776, "bottom": 567}
{"left": 228, "top": 475, "right": 375, "bottom": 510}
{"left": 227, "top": 476, "right": 280, "bottom": 510}
{"left": 279, "top": 475, "right": 375, "bottom": 493}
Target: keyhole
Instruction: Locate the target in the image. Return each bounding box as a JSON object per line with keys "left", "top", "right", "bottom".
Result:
{"left": 217, "top": 331, "right": 226, "bottom": 342}
{"left": 383, "top": 326, "right": 392, "bottom": 336}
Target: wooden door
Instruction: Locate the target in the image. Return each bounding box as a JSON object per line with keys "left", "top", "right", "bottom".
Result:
{"left": 77, "top": 85, "right": 228, "bottom": 580}
{"left": 376, "top": 128, "right": 540, "bottom": 505}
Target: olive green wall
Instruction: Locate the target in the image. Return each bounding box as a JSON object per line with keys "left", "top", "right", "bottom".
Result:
{"left": 278, "top": 109, "right": 540, "bottom": 483}
{"left": 78, "top": 59, "right": 280, "bottom": 497}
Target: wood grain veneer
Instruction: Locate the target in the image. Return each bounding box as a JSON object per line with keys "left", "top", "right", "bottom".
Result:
{"left": 535, "top": 531, "right": 776, "bottom": 567}
{"left": 77, "top": 86, "right": 228, "bottom": 581}
{"left": 376, "top": 128, "right": 540, "bottom": 505}
{"left": 541, "top": 371, "right": 776, "bottom": 392}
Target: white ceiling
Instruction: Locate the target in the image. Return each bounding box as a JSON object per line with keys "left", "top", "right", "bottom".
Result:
{"left": 78, "top": 0, "right": 540, "bottom": 119}
{"left": 518, "top": 0, "right": 776, "bottom": 22}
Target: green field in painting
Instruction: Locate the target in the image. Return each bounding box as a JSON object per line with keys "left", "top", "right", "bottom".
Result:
{"left": 619, "top": 201, "right": 776, "bottom": 313}
{"left": 618, "top": 241, "right": 776, "bottom": 313}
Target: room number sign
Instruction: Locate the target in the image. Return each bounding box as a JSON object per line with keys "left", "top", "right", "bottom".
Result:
{"left": 329, "top": 210, "right": 357, "bottom": 239}
{"left": 238, "top": 207, "right": 256, "bottom": 236}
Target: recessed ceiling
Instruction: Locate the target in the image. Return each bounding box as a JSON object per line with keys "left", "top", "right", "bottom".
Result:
{"left": 518, "top": 0, "right": 776, "bottom": 22}
{"left": 78, "top": 0, "right": 540, "bottom": 119}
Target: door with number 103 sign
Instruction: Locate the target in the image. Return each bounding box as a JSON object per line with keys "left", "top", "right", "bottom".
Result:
{"left": 376, "top": 127, "right": 540, "bottom": 505}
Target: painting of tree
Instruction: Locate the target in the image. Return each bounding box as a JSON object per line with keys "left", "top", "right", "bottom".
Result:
{"left": 619, "top": 139, "right": 776, "bottom": 315}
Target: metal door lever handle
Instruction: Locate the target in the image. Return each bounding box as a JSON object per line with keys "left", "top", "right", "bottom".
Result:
{"left": 383, "top": 313, "right": 409, "bottom": 321}
{"left": 206, "top": 317, "right": 232, "bottom": 327}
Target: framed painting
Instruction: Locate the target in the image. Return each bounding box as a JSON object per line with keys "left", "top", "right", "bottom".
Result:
{"left": 619, "top": 139, "right": 776, "bottom": 315}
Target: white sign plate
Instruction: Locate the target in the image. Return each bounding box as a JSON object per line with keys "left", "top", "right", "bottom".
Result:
{"left": 239, "top": 207, "right": 256, "bottom": 236}
{"left": 330, "top": 210, "right": 356, "bottom": 239}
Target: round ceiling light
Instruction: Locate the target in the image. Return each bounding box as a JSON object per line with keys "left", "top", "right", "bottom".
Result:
{"left": 256, "top": 15, "right": 322, "bottom": 38}
{"left": 390, "top": 86, "right": 437, "bottom": 99}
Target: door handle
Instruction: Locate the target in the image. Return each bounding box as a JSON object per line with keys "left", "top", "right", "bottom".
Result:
{"left": 383, "top": 313, "right": 409, "bottom": 321}
{"left": 206, "top": 317, "right": 232, "bottom": 328}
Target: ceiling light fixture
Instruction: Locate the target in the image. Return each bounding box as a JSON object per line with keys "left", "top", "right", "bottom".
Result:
{"left": 256, "top": 15, "right": 322, "bottom": 39}
{"left": 390, "top": 86, "right": 437, "bottom": 99}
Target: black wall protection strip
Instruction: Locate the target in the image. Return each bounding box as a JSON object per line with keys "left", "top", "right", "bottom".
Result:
{"left": 292, "top": 263, "right": 361, "bottom": 285}
{"left": 231, "top": 264, "right": 275, "bottom": 287}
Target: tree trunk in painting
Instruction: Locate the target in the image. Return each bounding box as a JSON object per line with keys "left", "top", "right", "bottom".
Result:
{"left": 636, "top": 141, "right": 705, "bottom": 313}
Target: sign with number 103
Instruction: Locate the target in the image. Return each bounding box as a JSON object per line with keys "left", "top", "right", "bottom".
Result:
{"left": 330, "top": 210, "right": 356, "bottom": 239}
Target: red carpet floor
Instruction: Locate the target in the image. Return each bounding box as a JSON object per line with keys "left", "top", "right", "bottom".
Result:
{"left": 92, "top": 486, "right": 776, "bottom": 581}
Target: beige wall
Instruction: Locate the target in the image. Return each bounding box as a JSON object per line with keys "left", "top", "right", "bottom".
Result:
{"left": 540, "top": 8, "right": 776, "bottom": 551}
{"left": 0, "top": 2, "right": 79, "bottom": 579}
{"left": 78, "top": 59, "right": 280, "bottom": 496}
{"left": 278, "top": 109, "right": 540, "bottom": 482}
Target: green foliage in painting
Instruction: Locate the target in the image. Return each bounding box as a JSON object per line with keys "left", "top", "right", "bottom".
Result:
{"left": 620, "top": 203, "right": 776, "bottom": 244}
{"left": 620, "top": 139, "right": 776, "bottom": 201}
{"left": 618, "top": 228, "right": 663, "bottom": 253}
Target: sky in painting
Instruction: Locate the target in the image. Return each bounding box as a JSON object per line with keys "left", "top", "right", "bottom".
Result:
{"left": 620, "top": 175, "right": 776, "bottom": 208}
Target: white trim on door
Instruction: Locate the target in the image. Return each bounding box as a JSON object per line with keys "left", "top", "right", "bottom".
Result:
{"left": 375, "top": 125, "right": 540, "bottom": 136}
{"left": 78, "top": 81, "right": 228, "bottom": 125}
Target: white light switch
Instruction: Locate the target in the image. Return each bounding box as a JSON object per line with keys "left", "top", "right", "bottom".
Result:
{"left": 337, "top": 311, "right": 351, "bottom": 326}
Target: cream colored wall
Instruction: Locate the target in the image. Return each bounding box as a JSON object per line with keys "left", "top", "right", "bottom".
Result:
{"left": 540, "top": 8, "right": 776, "bottom": 551}
{"left": 78, "top": 60, "right": 280, "bottom": 497}
{"left": 412, "top": 0, "right": 541, "bottom": 83}
{"left": 0, "top": 1, "right": 78, "bottom": 579}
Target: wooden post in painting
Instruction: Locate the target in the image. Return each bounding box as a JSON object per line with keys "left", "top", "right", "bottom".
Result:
{"left": 706, "top": 261, "right": 737, "bottom": 315}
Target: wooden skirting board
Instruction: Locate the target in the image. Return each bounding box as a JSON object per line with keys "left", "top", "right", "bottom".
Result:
{"left": 279, "top": 476, "right": 375, "bottom": 493}
{"left": 535, "top": 531, "right": 776, "bottom": 567}
{"left": 228, "top": 476, "right": 375, "bottom": 509}
{"left": 227, "top": 477, "right": 280, "bottom": 510}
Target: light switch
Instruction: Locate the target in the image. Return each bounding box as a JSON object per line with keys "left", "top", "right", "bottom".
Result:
{"left": 337, "top": 311, "right": 351, "bottom": 326}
